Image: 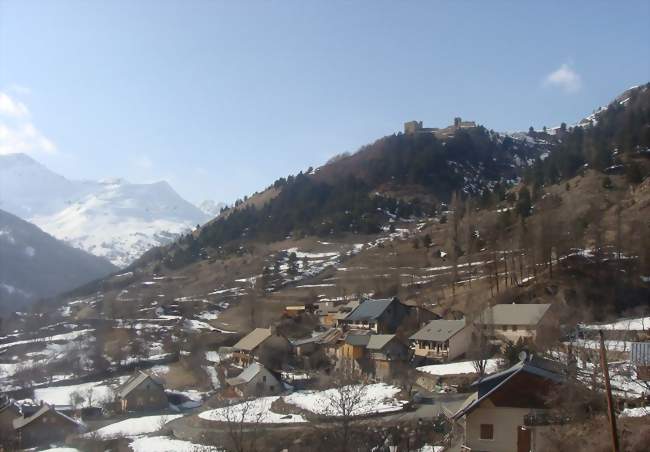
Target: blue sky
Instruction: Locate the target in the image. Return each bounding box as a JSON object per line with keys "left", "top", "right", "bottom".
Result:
{"left": 1, "top": 1, "right": 648, "bottom": 204}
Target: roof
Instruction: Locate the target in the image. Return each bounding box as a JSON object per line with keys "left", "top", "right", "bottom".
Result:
{"left": 479, "top": 303, "right": 551, "bottom": 326}
{"left": 345, "top": 333, "right": 372, "bottom": 347}
{"left": 631, "top": 342, "right": 650, "bottom": 365}
{"left": 13, "top": 404, "right": 81, "bottom": 430}
{"left": 291, "top": 328, "right": 343, "bottom": 347}
{"left": 118, "top": 371, "right": 163, "bottom": 398}
{"left": 343, "top": 298, "right": 396, "bottom": 322}
{"left": 453, "top": 355, "right": 564, "bottom": 420}
{"left": 366, "top": 334, "right": 397, "bottom": 350}
{"left": 233, "top": 328, "right": 272, "bottom": 352}
{"left": 410, "top": 319, "right": 466, "bottom": 342}
{"left": 226, "top": 362, "right": 274, "bottom": 386}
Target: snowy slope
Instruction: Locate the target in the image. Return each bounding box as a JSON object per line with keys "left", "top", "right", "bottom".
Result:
{"left": 0, "top": 154, "right": 208, "bottom": 267}
{"left": 0, "top": 209, "right": 116, "bottom": 309}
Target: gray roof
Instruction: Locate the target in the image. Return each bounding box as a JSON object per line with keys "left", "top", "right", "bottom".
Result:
{"left": 631, "top": 342, "right": 650, "bottom": 365}
{"left": 118, "top": 371, "right": 163, "bottom": 398}
{"left": 410, "top": 319, "right": 466, "bottom": 342}
{"left": 13, "top": 404, "right": 80, "bottom": 430}
{"left": 345, "top": 333, "right": 371, "bottom": 347}
{"left": 479, "top": 304, "right": 551, "bottom": 326}
{"left": 366, "top": 334, "right": 397, "bottom": 350}
{"left": 233, "top": 328, "right": 272, "bottom": 352}
{"left": 343, "top": 298, "right": 395, "bottom": 322}
{"left": 226, "top": 362, "right": 276, "bottom": 386}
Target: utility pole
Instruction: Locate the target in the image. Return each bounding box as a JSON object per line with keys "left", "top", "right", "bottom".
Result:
{"left": 599, "top": 330, "right": 620, "bottom": 452}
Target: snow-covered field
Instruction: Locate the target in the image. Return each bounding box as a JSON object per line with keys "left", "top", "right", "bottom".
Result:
{"left": 620, "top": 406, "right": 650, "bottom": 417}
{"left": 129, "top": 435, "right": 222, "bottom": 452}
{"left": 580, "top": 316, "right": 650, "bottom": 331}
{"left": 417, "top": 359, "right": 500, "bottom": 376}
{"left": 34, "top": 379, "right": 124, "bottom": 408}
{"left": 284, "top": 383, "right": 405, "bottom": 416}
{"left": 199, "top": 396, "right": 306, "bottom": 424}
{"left": 90, "top": 414, "right": 183, "bottom": 439}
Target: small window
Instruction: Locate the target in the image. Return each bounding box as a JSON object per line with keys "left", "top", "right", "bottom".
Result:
{"left": 480, "top": 424, "right": 494, "bottom": 440}
{"left": 262, "top": 375, "right": 267, "bottom": 383}
{"left": 512, "top": 325, "right": 518, "bottom": 331}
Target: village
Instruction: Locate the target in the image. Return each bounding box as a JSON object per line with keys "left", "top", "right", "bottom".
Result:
{"left": 1, "top": 284, "right": 648, "bottom": 451}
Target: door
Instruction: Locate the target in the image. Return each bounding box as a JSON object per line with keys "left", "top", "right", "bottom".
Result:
{"left": 517, "top": 426, "right": 532, "bottom": 452}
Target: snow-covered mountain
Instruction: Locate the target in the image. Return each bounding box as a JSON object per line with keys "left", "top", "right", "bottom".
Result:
{"left": 0, "top": 208, "right": 116, "bottom": 310}
{"left": 0, "top": 154, "right": 209, "bottom": 267}
{"left": 199, "top": 199, "right": 227, "bottom": 217}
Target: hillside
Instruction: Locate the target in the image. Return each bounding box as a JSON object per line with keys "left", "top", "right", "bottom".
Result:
{"left": 0, "top": 154, "right": 209, "bottom": 267}
{"left": 0, "top": 209, "right": 116, "bottom": 311}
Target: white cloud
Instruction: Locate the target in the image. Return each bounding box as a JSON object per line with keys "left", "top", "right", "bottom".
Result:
{"left": 0, "top": 90, "right": 57, "bottom": 156}
{"left": 543, "top": 63, "right": 582, "bottom": 93}
{"left": 0, "top": 92, "right": 30, "bottom": 118}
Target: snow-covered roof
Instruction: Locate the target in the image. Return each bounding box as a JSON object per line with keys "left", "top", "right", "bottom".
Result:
{"left": 233, "top": 328, "right": 272, "bottom": 352}
{"left": 410, "top": 319, "right": 466, "bottom": 342}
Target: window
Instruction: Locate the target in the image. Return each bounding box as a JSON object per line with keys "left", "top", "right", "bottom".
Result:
{"left": 512, "top": 325, "right": 518, "bottom": 331}
{"left": 480, "top": 424, "right": 494, "bottom": 440}
{"left": 262, "top": 375, "right": 267, "bottom": 383}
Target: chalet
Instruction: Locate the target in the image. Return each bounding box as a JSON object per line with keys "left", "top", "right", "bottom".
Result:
{"left": 631, "top": 342, "right": 650, "bottom": 381}
{"left": 232, "top": 328, "right": 291, "bottom": 366}
{"left": 366, "top": 334, "right": 410, "bottom": 380}
{"left": 410, "top": 319, "right": 475, "bottom": 362}
{"left": 117, "top": 371, "right": 168, "bottom": 412}
{"left": 477, "top": 304, "right": 552, "bottom": 344}
{"left": 225, "top": 362, "right": 282, "bottom": 397}
{"left": 315, "top": 301, "right": 339, "bottom": 327}
{"left": 338, "top": 297, "right": 408, "bottom": 333}
{"left": 12, "top": 403, "right": 82, "bottom": 449}
{"left": 453, "top": 354, "right": 564, "bottom": 452}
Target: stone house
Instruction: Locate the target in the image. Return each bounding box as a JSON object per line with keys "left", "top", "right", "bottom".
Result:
{"left": 453, "top": 355, "right": 564, "bottom": 452}
{"left": 225, "top": 362, "right": 282, "bottom": 397}
{"left": 410, "top": 319, "right": 475, "bottom": 362}
{"left": 477, "top": 304, "right": 553, "bottom": 344}
{"left": 116, "top": 371, "right": 168, "bottom": 412}
{"left": 12, "top": 403, "right": 82, "bottom": 449}
{"left": 338, "top": 297, "right": 408, "bottom": 334}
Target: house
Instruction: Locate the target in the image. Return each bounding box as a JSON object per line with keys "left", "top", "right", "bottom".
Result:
{"left": 410, "top": 319, "right": 475, "bottom": 362}
{"left": 453, "top": 354, "right": 564, "bottom": 452}
{"left": 12, "top": 403, "right": 82, "bottom": 449}
{"left": 477, "top": 303, "right": 552, "bottom": 344}
{"left": 225, "top": 362, "right": 282, "bottom": 397}
{"left": 631, "top": 342, "right": 650, "bottom": 381}
{"left": 366, "top": 334, "right": 410, "bottom": 380}
{"left": 315, "top": 301, "right": 340, "bottom": 327}
{"left": 337, "top": 332, "right": 372, "bottom": 376}
{"left": 0, "top": 396, "right": 21, "bottom": 445}
{"left": 338, "top": 297, "right": 408, "bottom": 333}
{"left": 232, "top": 327, "right": 292, "bottom": 367}
{"left": 292, "top": 328, "right": 342, "bottom": 357}
{"left": 117, "top": 371, "right": 168, "bottom": 412}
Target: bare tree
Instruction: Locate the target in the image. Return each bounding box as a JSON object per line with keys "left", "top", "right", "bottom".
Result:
{"left": 222, "top": 399, "right": 267, "bottom": 452}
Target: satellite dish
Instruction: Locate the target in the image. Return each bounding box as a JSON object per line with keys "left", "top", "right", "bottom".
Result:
{"left": 518, "top": 350, "right": 528, "bottom": 362}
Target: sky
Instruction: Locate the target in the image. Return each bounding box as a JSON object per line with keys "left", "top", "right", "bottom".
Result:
{"left": 0, "top": 1, "right": 649, "bottom": 205}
